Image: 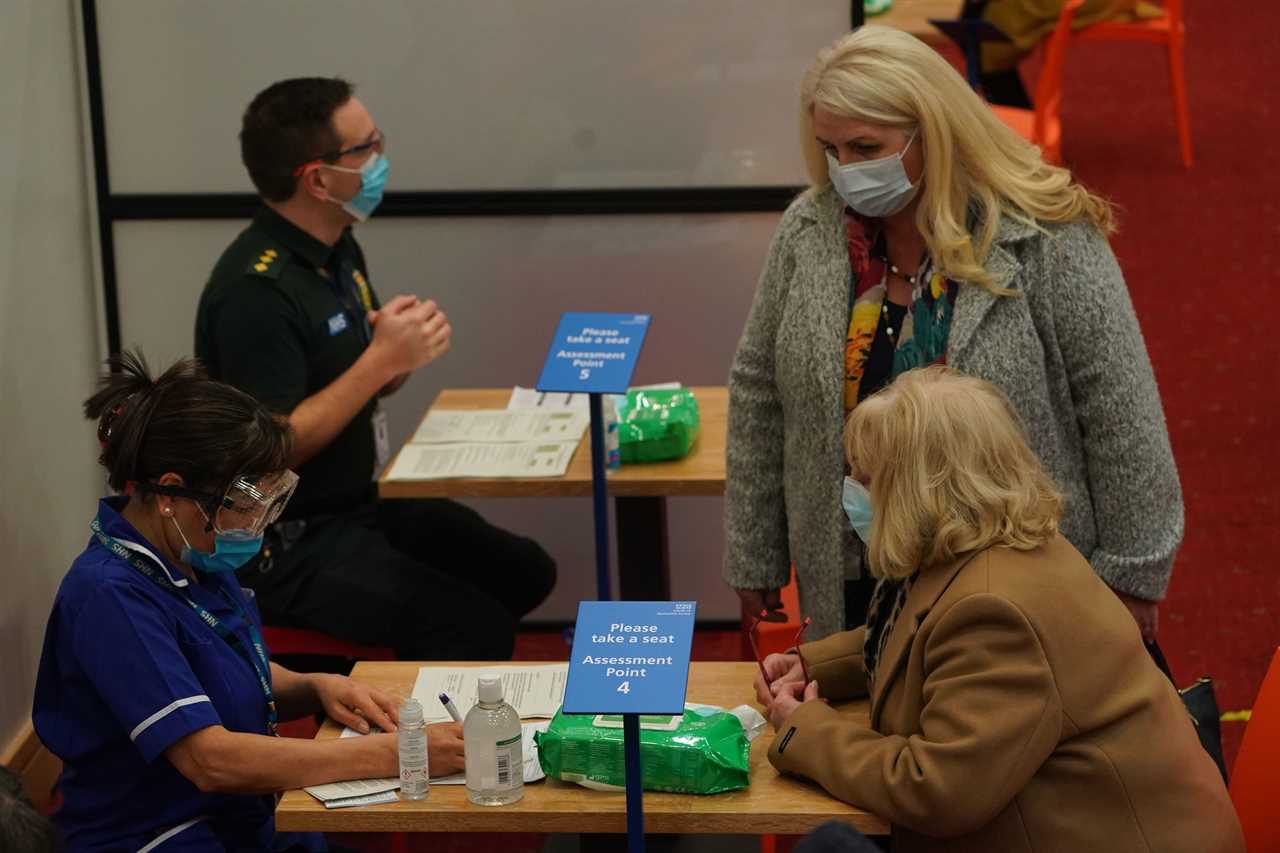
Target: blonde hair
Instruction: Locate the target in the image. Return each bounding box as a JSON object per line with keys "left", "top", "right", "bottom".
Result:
{"left": 844, "top": 367, "right": 1062, "bottom": 579}
{"left": 800, "top": 26, "right": 1113, "bottom": 293}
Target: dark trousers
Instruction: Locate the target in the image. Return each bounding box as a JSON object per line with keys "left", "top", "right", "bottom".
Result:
{"left": 242, "top": 499, "right": 556, "bottom": 660}
{"left": 796, "top": 820, "right": 885, "bottom": 853}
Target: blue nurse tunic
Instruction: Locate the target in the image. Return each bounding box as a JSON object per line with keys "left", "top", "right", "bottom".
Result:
{"left": 33, "top": 497, "right": 326, "bottom": 852}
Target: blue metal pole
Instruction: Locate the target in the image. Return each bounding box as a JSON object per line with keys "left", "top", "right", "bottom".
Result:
{"left": 588, "top": 393, "right": 613, "bottom": 601}
{"left": 624, "top": 713, "right": 645, "bottom": 853}
{"left": 965, "top": 35, "right": 981, "bottom": 90}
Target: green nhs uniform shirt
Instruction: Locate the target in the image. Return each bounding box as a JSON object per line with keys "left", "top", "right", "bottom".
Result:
{"left": 195, "top": 207, "right": 382, "bottom": 519}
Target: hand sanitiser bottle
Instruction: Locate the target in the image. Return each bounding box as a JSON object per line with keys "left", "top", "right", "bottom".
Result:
{"left": 464, "top": 673, "right": 524, "bottom": 805}
{"left": 398, "top": 698, "right": 429, "bottom": 801}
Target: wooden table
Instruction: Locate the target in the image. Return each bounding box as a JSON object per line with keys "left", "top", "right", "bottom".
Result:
{"left": 863, "top": 0, "right": 959, "bottom": 44}
{"left": 378, "top": 387, "right": 727, "bottom": 601}
{"left": 276, "top": 661, "right": 886, "bottom": 838}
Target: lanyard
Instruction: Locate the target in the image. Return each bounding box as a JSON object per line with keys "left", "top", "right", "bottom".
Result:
{"left": 90, "top": 516, "right": 279, "bottom": 735}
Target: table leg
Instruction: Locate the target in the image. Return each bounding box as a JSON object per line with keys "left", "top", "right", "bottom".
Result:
{"left": 615, "top": 496, "right": 671, "bottom": 601}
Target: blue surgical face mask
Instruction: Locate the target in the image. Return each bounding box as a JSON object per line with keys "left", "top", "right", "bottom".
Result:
{"left": 172, "top": 517, "right": 263, "bottom": 574}
{"left": 842, "top": 477, "right": 874, "bottom": 544}
{"left": 827, "top": 131, "right": 919, "bottom": 218}
{"left": 327, "top": 152, "right": 389, "bottom": 222}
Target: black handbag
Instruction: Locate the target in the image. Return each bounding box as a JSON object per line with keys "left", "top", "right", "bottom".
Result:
{"left": 1146, "top": 640, "right": 1229, "bottom": 784}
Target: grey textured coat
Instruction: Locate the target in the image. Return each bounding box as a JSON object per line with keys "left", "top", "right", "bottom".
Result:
{"left": 724, "top": 186, "right": 1183, "bottom": 639}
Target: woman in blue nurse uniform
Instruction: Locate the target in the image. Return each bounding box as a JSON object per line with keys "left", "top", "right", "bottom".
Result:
{"left": 34, "top": 352, "right": 465, "bottom": 852}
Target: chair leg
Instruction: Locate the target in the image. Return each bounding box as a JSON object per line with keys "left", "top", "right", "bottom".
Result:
{"left": 1167, "top": 35, "right": 1193, "bottom": 168}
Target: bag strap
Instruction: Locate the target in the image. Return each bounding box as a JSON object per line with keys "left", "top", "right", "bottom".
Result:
{"left": 1145, "top": 639, "right": 1177, "bottom": 685}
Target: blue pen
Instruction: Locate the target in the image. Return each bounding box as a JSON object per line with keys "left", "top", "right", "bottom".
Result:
{"left": 439, "top": 692, "right": 464, "bottom": 723}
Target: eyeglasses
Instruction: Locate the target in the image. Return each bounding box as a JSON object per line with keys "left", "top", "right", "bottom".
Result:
{"left": 748, "top": 610, "right": 812, "bottom": 686}
{"left": 292, "top": 130, "right": 388, "bottom": 178}
{"left": 138, "top": 470, "right": 300, "bottom": 537}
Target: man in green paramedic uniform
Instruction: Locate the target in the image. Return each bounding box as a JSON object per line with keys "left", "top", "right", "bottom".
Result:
{"left": 196, "top": 77, "right": 555, "bottom": 660}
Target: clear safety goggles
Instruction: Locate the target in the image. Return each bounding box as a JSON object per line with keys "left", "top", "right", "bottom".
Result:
{"left": 292, "top": 130, "right": 388, "bottom": 177}
{"left": 141, "top": 470, "right": 299, "bottom": 538}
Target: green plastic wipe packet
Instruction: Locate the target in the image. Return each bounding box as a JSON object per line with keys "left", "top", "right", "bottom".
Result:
{"left": 614, "top": 388, "right": 701, "bottom": 464}
{"left": 534, "top": 706, "right": 750, "bottom": 794}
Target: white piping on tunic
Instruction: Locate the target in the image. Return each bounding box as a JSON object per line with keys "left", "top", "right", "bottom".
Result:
{"left": 129, "top": 695, "right": 211, "bottom": 742}
{"left": 136, "top": 815, "right": 209, "bottom": 852}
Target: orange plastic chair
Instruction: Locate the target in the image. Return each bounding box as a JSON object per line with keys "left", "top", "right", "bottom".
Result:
{"left": 261, "top": 625, "right": 397, "bottom": 661}
{"left": 1073, "top": 0, "right": 1191, "bottom": 167}
{"left": 989, "top": 0, "right": 1085, "bottom": 165}
{"left": 1229, "top": 646, "right": 1280, "bottom": 851}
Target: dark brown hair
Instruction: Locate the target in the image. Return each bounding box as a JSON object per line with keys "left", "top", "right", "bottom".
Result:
{"left": 0, "top": 766, "right": 59, "bottom": 852}
{"left": 240, "top": 76, "right": 354, "bottom": 202}
{"left": 84, "top": 350, "right": 292, "bottom": 496}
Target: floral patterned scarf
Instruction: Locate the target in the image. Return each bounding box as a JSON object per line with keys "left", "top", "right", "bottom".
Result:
{"left": 842, "top": 210, "right": 959, "bottom": 412}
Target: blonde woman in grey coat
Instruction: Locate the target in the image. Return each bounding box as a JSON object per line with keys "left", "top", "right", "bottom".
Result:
{"left": 724, "top": 26, "right": 1182, "bottom": 642}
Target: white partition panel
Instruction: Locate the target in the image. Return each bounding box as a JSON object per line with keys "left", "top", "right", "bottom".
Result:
{"left": 114, "top": 211, "right": 783, "bottom": 618}
{"left": 96, "top": 0, "right": 845, "bottom": 192}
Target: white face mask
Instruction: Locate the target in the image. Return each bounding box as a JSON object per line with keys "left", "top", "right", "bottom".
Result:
{"left": 826, "top": 131, "right": 920, "bottom": 218}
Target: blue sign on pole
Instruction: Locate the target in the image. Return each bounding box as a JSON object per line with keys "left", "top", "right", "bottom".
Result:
{"left": 536, "top": 312, "right": 651, "bottom": 395}
{"left": 564, "top": 601, "right": 696, "bottom": 715}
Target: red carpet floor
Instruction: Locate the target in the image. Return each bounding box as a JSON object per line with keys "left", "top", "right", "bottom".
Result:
{"left": 329, "top": 2, "right": 1279, "bottom": 848}
{"left": 1052, "top": 0, "right": 1280, "bottom": 770}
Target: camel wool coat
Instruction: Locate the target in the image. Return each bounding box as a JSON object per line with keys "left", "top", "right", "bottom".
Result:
{"left": 768, "top": 535, "right": 1243, "bottom": 853}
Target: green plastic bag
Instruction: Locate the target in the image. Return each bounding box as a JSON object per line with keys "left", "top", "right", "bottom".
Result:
{"left": 534, "top": 706, "right": 750, "bottom": 794}
{"left": 614, "top": 388, "right": 700, "bottom": 464}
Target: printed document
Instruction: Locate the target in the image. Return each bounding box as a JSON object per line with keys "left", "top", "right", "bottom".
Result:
{"left": 411, "top": 409, "right": 589, "bottom": 444}
{"left": 384, "top": 442, "right": 577, "bottom": 480}
{"left": 411, "top": 664, "right": 568, "bottom": 722}
{"left": 303, "top": 729, "right": 399, "bottom": 805}
{"left": 507, "top": 386, "right": 590, "bottom": 412}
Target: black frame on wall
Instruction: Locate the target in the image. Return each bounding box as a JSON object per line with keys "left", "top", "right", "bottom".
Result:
{"left": 82, "top": 0, "right": 863, "bottom": 356}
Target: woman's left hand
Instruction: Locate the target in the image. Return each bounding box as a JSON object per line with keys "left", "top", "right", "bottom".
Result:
{"left": 766, "top": 679, "right": 820, "bottom": 731}
{"left": 312, "top": 674, "right": 401, "bottom": 734}
{"left": 1112, "top": 589, "right": 1159, "bottom": 643}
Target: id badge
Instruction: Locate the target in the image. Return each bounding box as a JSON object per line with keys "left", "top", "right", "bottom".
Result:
{"left": 373, "top": 404, "right": 391, "bottom": 474}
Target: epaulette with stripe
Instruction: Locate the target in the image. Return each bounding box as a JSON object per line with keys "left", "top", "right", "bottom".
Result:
{"left": 245, "top": 246, "right": 288, "bottom": 280}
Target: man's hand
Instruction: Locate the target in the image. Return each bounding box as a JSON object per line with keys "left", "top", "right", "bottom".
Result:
{"left": 766, "top": 679, "right": 820, "bottom": 731}
{"left": 367, "top": 295, "right": 452, "bottom": 376}
{"left": 736, "top": 587, "right": 786, "bottom": 623}
{"left": 428, "top": 722, "right": 466, "bottom": 776}
{"left": 753, "top": 653, "right": 805, "bottom": 706}
{"left": 312, "top": 674, "right": 400, "bottom": 734}
{"left": 1112, "top": 588, "right": 1159, "bottom": 642}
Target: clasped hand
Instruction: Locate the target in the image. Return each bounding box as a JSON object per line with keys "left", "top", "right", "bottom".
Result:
{"left": 754, "top": 652, "right": 821, "bottom": 731}
{"left": 368, "top": 294, "right": 452, "bottom": 377}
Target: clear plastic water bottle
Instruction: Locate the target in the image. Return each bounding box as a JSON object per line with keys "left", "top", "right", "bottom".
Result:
{"left": 464, "top": 673, "right": 524, "bottom": 805}
{"left": 398, "top": 698, "right": 429, "bottom": 801}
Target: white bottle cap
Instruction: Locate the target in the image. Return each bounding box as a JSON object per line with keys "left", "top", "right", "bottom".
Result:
{"left": 400, "top": 697, "right": 424, "bottom": 727}
{"left": 477, "top": 673, "right": 504, "bottom": 704}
